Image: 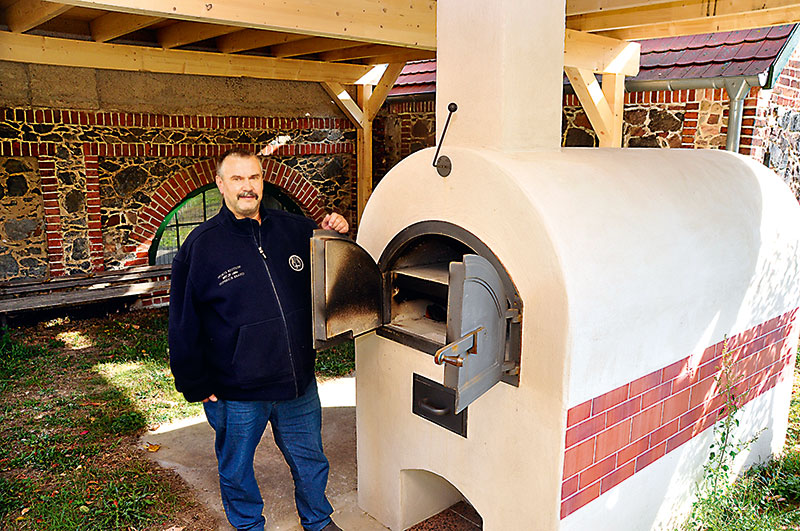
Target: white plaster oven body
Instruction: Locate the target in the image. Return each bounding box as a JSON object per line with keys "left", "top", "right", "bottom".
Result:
{"left": 345, "top": 146, "right": 800, "bottom": 530}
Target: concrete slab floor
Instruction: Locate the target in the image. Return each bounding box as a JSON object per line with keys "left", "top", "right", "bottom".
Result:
{"left": 142, "top": 377, "right": 388, "bottom": 531}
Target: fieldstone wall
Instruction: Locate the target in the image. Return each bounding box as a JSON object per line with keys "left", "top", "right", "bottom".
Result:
{"left": 374, "top": 100, "right": 435, "bottom": 182}
{"left": 0, "top": 64, "right": 356, "bottom": 282}
{"left": 749, "top": 44, "right": 800, "bottom": 200}
{"left": 0, "top": 157, "right": 47, "bottom": 280}
{"left": 98, "top": 152, "right": 353, "bottom": 269}
{"left": 562, "top": 88, "right": 728, "bottom": 149}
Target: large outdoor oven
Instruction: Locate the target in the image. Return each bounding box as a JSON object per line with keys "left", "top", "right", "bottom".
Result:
{"left": 311, "top": 1, "right": 800, "bottom": 530}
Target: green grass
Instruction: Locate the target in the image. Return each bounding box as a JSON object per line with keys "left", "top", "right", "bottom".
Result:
{"left": 0, "top": 307, "right": 357, "bottom": 529}
{"left": 316, "top": 339, "right": 355, "bottom": 378}
{"left": 680, "top": 346, "right": 800, "bottom": 531}
{"left": 0, "top": 310, "right": 205, "bottom": 529}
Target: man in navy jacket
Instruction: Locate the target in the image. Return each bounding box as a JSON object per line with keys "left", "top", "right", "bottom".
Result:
{"left": 169, "top": 149, "right": 348, "bottom": 531}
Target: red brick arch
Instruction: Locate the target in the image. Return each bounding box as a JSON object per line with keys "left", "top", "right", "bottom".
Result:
{"left": 123, "top": 158, "right": 326, "bottom": 266}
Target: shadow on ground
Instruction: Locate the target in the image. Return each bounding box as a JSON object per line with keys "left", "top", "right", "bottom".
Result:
{"left": 143, "top": 379, "right": 388, "bottom": 531}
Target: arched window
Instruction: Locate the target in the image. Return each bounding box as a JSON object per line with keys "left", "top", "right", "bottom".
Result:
{"left": 149, "top": 182, "right": 302, "bottom": 265}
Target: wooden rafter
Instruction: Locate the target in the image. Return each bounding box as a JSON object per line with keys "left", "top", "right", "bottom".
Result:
{"left": 566, "top": 0, "right": 676, "bottom": 16}
{"left": 321, "top": 62, "right": 403, "bottom": 219}
{"left": 5, "top": 0, "right": 71, "bottom": 33}
{"left": 364, "top": 50, "right": 436, "bottom": 65}
{"left": 0, "top": 31, "right": 375, "bottom": 84}
{"left": 321, "top": 82, "right": 364, "bottom": 128}
{"left": 90, "top": 12, "right": 163, "bottom": 42}
{"left": 319, "top": 44, "right": 401, "bottom": 62}
{"left": 564, "top": 29, "right": 640, "bottom": 76}
{"left": 49, "top": 0, "right": 437, "bottom": 49}
{"left": 563, "top": 30, "right": 638, "bottom": 147}
{"left": 365, "top": 63, "right": 405, "bottom": 121}
{"left": 158, "top": 21, "right": 240, "bottom": 49}
{"left": 599, "top": 6, "right": 800, "bottom": 40}
{"left": 272, "top": 37, "right": 361, "bottom": 58}
{"left": 216, "top": 29, "right": 306, "bottom": 54}
{"left": 568, "top": 0, "right": 800, "bottom": 33}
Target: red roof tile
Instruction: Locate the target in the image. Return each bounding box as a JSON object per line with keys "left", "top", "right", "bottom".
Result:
{"left": 633, "top": 24, "right": 796, "bottom": 82}
{"left": 389, "top": 25, "right": 797, "bottom": 97}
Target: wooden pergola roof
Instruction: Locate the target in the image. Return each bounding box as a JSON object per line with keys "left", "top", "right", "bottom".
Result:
{"left": 1, "top": 0, "right": 799, "bottom": 216}
{"left": 1, "top": 1, "right": 798, "bottom": 85}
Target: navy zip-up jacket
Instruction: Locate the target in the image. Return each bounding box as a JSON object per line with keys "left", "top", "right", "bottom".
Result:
{"left": 168, "top": 202, "right": 318, "bottom": 402}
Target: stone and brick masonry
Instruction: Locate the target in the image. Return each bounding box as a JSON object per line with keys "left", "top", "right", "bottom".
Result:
{"left": 376, "top": 75, "right": 800, "bottom": 205}
{"left": 0, "top": 109, "right": 356, "bottom": 284}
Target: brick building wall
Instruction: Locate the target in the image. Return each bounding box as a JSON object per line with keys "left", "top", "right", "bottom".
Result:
{"left": 563, "top": 88, "right": 729, "bottom": 150}
{"left": 376, "top": 82, "right": 800, "bottom": 205}
{"left": 374, "top": 100, "right": 435, "bottom": 183}
{"left": 750, "top": 44, "right": 800, "bottom": 199}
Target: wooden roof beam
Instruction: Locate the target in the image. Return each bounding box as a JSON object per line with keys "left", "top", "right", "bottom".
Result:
{"left": 321, "top": 82, "right": 364, "bottom": 128}
{"left": 364, "top": 49, "right": 436, "bottom": 65}
{"left": 365, "top": 62, "right": 405, "bottom": 121}
{"left": 5, "top": 0, "right": 71, "bottom": 33}
{"left": 90, "top": 12, "right": 163, "bottom": 42}
{"left": 0, "top": 31, "right": 374, "bottom": 84}
{"left": 599, "top": 4, "right": 800, "bottom": 40}
{"left": 216, "top": 29, "right": 306, "bottom": 54}
{"left": 158, "top": 21, "right": 241, "bottom": 49}
{"left": 51, "top": 0, "right": 437, "bottom": 50}
{"left": 568, "top": 0, "right": 800, "bottom": 33}
{"left": 564, "top": 29, "right": 640, "bottom": 76}
{"left": 320, "top": 44, "right": 404, "bottom": 62}
{"left": 272, "top": 37, "right": 363, "bottom": 58}
{"left": 566, "top": 0, "right": 676, "bottom": 16}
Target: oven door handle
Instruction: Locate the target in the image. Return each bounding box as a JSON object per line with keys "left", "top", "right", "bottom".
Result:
{"left": 418, "top": 398, "right": 450, "bottom": 417}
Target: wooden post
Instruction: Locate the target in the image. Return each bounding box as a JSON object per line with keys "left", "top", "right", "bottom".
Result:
{"left": 601, "top": 73, "right": 625, "bottom": 147}
{"left": 357, "top": 84, "right": 373, "bottom": 221}
{"left": 321, "top": 64, "right": 403, "bottom": 223}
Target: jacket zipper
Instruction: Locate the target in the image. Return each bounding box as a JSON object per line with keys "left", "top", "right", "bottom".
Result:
{"left": 252, "top": 223, "right": 299, "bottom": 397}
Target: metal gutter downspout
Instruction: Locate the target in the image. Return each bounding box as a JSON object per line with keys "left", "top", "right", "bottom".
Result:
{"left": 623, "top": 74, "right": 768, "bottom": 153}
{"left": 723, "top": 78, "right": 751, "bottom": 152}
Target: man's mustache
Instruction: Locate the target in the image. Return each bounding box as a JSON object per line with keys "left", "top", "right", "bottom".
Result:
{"left": 238, "top": 192, "right": 259, "bottom": 199}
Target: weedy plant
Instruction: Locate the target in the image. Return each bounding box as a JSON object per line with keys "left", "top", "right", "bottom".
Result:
{"left": 682, "top": 339, "right": 800, "bottom": 530}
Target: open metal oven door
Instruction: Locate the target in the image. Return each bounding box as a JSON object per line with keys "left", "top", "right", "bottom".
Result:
{"left": 310, "top": 230, "right": 382, "bottom": 350}
{"left": 438, "top": 254, "right": 507, "bottom": 413}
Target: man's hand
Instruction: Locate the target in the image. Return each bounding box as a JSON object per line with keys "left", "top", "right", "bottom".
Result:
{"left": 202, "top": 394, "right": 218, "bottom": 403}
{"left": 321, "top": 213, "right": 349, "bottom": 234}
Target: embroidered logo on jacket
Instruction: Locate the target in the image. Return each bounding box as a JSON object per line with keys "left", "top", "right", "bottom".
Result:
{"left": 288, "top": 255, "right": 304, "bottom": 271}
{"left": 218, "top": 265, "right": 245, "bottom": 286}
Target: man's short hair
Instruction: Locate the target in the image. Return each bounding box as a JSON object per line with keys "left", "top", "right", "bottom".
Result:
{"left": 216, "top": 148, "right": 260, "bottom": 176}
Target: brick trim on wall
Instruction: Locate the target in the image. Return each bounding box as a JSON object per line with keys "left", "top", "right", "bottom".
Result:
{"left": 2, "top": 108, "right": 350, "bottom": 131}
{"left": 38, "top": 155, "right": 64, "bottom": 278}
{"left": 561, "top": 308, "right": 799, "bottom": 519}
{"left": 81, "top": 146, "right": 104, "bottom": 272}
{"left": 0, "top": 141, "right": 352, "bottom": 159}
{"left": 123, "top": 158, "right": 327, "bottom": 267}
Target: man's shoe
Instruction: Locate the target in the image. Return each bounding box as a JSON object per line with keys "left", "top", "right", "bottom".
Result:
{"left": 321, "top": 521, "right": 342, "bottom": 531}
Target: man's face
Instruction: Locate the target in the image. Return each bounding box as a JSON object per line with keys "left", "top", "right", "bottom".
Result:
{"left": 215, "top": 155, "right": 264, "bottom": 220}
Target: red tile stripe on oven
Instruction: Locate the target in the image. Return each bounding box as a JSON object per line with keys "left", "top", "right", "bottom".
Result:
{"left": 560, "top": 308, "right": 799, "bottom": 519}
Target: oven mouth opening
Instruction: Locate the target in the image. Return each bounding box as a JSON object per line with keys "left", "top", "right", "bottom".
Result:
{"left": 376, "top": 221, "right": 522, "bottom": 386}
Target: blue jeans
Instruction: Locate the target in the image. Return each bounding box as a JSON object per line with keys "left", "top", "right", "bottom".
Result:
{"left": 203, "top": 381, "right": 334, "bottom": 531}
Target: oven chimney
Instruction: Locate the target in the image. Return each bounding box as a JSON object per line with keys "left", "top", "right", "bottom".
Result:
{"left": 436, "top": 0, "right": 566, "bottom": 152}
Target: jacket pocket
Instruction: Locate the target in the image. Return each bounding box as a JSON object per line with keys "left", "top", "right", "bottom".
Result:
{"left": 231, "top": 317, "right": 293, "bottom": 387}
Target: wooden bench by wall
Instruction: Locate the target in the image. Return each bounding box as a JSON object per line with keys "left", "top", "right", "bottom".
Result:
{"left": 0, "top": 264, "right": 172, "bottom": 324}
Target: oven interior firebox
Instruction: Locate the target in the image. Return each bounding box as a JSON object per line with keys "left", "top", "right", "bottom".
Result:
{"left": 311, "top": 221, "right": 522, "bottom": 436}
